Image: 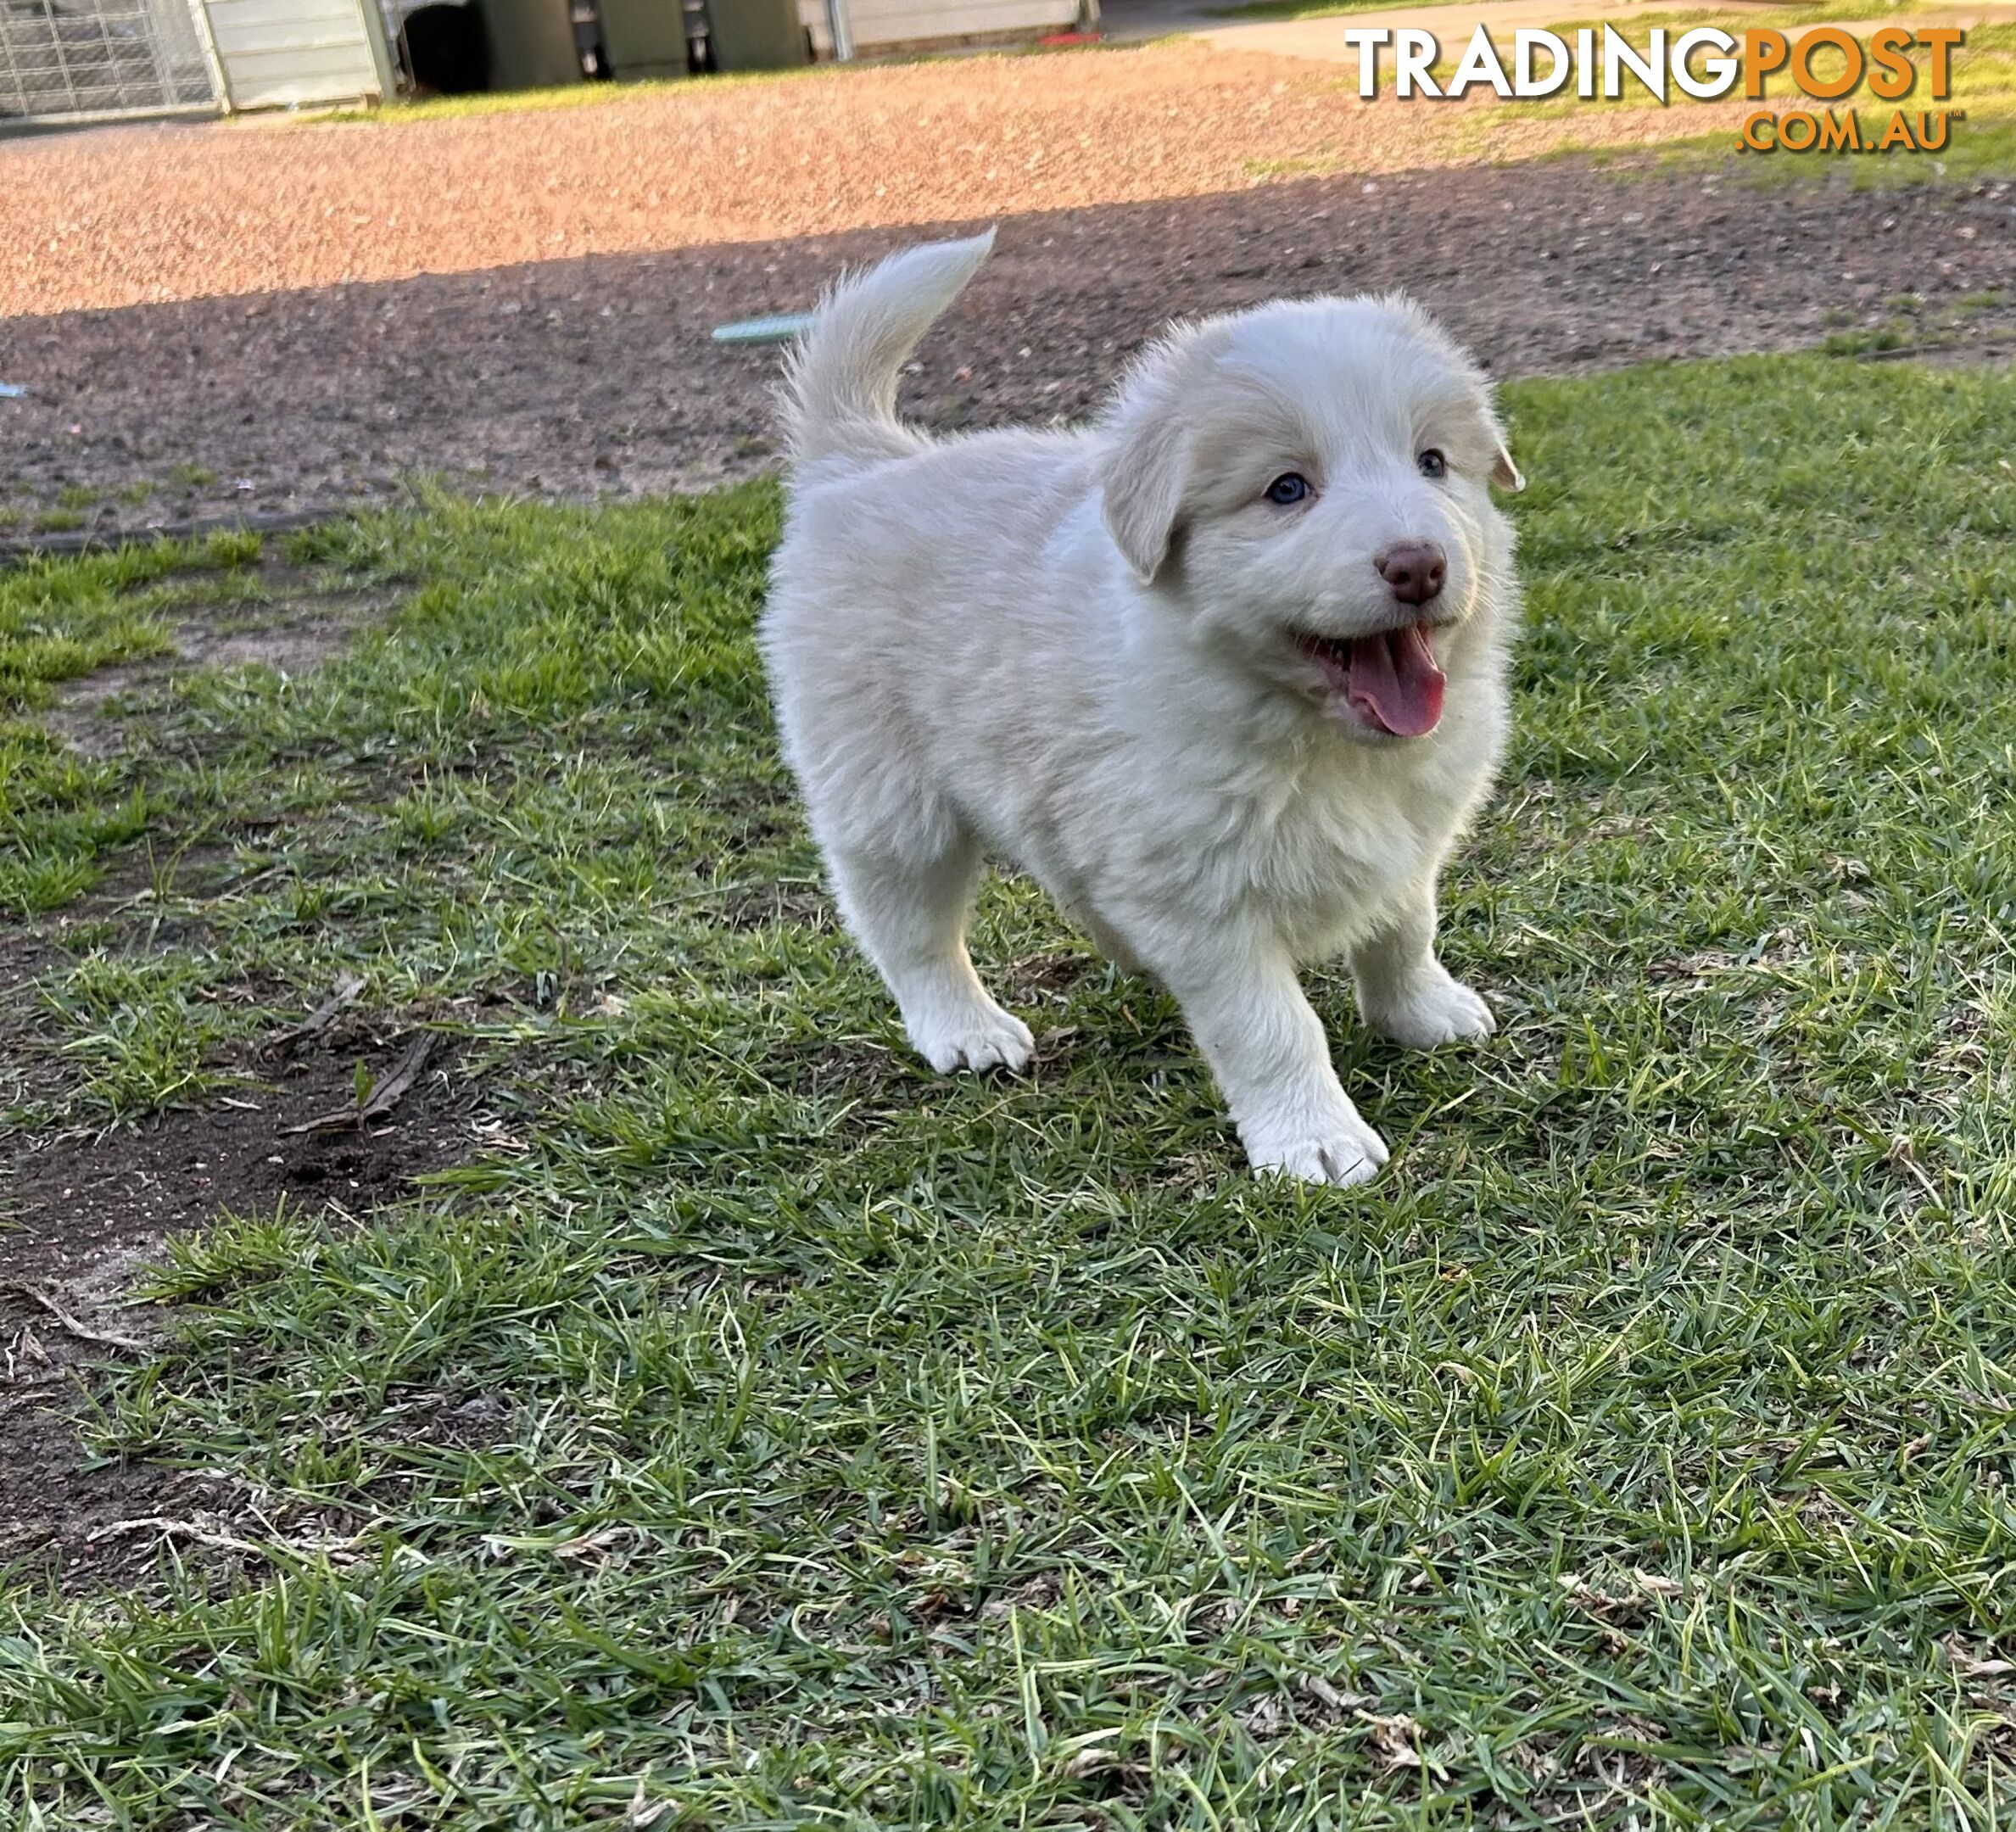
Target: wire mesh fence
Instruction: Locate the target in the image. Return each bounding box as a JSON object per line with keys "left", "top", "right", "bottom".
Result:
{"left": 0, "top": 0, "right": 217, "bottom": 124}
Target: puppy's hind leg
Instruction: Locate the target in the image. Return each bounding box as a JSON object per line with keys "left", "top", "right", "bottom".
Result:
{"left": 828, "top": 827, "right": 1034, "bottom": 1075}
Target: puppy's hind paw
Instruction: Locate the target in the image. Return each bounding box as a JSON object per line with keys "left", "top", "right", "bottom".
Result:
{"left": 1364, "top": 970, "right": 1496, "bottom": 1050}
{"left": 909, "top": 1002, "right": 1035, "bottom": 1075}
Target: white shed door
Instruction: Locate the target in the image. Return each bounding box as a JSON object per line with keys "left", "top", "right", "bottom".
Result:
{"left": 800, "top": 0, "right": 1081, "bottom": 55}
{"left": 853, "top": 0, "right": 1079, "bottom": 45}
{"left": 204, "top": 0, "right": 384, "bottom": 109}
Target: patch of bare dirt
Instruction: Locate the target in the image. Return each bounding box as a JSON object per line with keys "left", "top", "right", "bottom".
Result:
{"left": 2, "top": 160, "right": 2011, "bottom": 537}
{"left": 0, "top": 1008, "right": 485, "bottom": 1589}
{"left": 44, "top": 554, "right": 395, "bottom": 758}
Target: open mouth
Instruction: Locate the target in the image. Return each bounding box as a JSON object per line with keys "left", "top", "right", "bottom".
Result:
{"left": 1296, "top": 623, "right": 1447, "bottom": 738}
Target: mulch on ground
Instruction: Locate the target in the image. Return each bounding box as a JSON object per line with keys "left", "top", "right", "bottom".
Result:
{"left": 0, "top": 39, "right": 1857, "bottom": 321}
{"left": 3, "top": 161, "right": 2013, "bottom": 542}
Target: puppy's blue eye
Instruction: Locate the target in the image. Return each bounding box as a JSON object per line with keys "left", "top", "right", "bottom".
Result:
{"left": 1417, "top": 450, "right": 1448, "bottom": 480}
{"left": 1265, "top": 473, "right": 1310, "bottom": 505}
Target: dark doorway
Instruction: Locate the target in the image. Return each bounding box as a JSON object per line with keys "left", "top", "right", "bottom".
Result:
{"left": 401, "top": 3, "right": 489, "bottom": 93}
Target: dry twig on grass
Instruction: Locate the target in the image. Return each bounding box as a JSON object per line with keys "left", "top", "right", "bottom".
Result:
{"left": 281, "top": 1034, "right": 436, "bottom": 1135}
{"left": 5, "top": 1280, "right": 146, "bottom": 1353}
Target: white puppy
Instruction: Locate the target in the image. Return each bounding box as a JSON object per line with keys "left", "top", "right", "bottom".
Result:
{"left": 762, "top": 232, "right": 1522, "bottom": 1185}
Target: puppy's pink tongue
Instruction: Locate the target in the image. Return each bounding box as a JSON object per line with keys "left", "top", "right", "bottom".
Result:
{"left": 1348, "top": 624, "right": 1445, "bottom": 736}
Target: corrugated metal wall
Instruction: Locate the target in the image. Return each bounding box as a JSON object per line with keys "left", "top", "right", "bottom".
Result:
{"left": 204, "top": 0, "right": 385, "bottom": 108}
{"left": 797, "top": 0, "right": 1081, "bottom": 57}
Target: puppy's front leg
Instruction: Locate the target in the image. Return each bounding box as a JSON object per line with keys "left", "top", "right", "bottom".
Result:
{"left": 1159, "top": 933, "right": 1388, "bottom": 1187}
{"left": 1351, "top": 880, "right": 1495, "bottom": 1049}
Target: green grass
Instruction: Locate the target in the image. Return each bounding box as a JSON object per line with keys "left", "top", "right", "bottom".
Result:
{"left": 316, "top": 76, "right": 690, "bottom": 126}
{"left": 0, "top": 533, "right": 260, "bottom": 919}
{"left": 314, "top": 66, "right": 825, "bottom": 126}
{"left": 5, "top": 351, "right": 2016, "bottom": 1826}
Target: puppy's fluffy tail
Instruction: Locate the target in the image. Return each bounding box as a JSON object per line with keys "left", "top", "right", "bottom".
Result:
{"left": 780, "top": 230, "right": 994, "bottom": 471}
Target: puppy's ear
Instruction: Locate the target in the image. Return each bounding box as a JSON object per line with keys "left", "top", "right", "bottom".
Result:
{"left": 1491, "top": 440, "right": 1524, "bottom": 493}
{"left": 1099, "top": 408, "right": 1188, "bottom": 583}
{"left": 1097, "top": 333, "right": 1203, "bottom": 584}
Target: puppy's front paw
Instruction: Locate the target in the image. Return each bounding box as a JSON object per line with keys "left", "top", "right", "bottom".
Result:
{"left": 908, "top": 1001, "right": 1035, "bottom": 1075}
{"left": 1363, "top": 969, "right": 1496, "bottom": 1050}
{"left": 1243, "top": 1109, "right": 1390, "bottom": 1188}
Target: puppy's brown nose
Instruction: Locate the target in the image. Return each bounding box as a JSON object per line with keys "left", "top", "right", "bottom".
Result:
{"left": 1377, "top": 541, "right": 1447, "bottom": 607}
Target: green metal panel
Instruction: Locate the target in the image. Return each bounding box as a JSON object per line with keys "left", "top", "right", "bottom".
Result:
{"left": 706, "top": 0, "right": 805, "bottom": 70}
{"left": 599, "top": 0, "right": 685, "bottom": 77}
{"left": 473, "top": 0, "right": 579, "bottom": 89}
{"left": 360, "top": 0, "right": 399, "bottom": 98}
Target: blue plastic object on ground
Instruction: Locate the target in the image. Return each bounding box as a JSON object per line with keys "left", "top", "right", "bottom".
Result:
{"left": 710, "top": 313, "right": 816, "bottom": 345}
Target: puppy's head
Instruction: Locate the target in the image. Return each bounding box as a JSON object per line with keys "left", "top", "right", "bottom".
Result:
{"left": 1095, "top": 295, "right": 1521, "bottom": 744}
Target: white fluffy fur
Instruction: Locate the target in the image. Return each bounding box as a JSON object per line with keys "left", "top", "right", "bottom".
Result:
{"left": 762, "top": 231, "right": 1523, "bottom": 1186}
